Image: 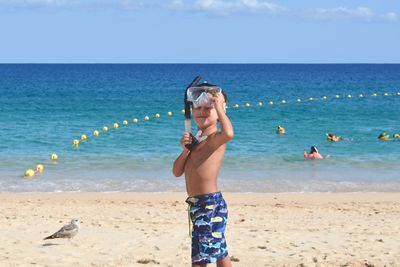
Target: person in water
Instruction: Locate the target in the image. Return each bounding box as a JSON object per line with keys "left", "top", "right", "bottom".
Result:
{"left": 173, "top": 82, "right": 234, "bottom": 266}
{"left": 394, "top": 133, "right": 400, "bottom": 140}
{"left": 378, "top": 132, "right": 390, "bottom": 140}
{"left": 276, "top": 125, "right": 285, "bottom": 135}
{"left": 304, "top": 146, "right": 323, "bottom": 159}
{"left": 326, "top": 132, "right": 353, "bottom": 142}
{"left": 326, "top": 133, "right": 342, "bottom": 142}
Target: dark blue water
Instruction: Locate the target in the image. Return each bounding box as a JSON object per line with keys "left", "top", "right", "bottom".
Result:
{"left": 0, "top": 64, "right": 399, "bottom": 192}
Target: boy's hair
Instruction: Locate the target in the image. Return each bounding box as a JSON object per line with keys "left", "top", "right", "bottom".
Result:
{"left": 221, "top": 90, "right": 228, "bottom": 105}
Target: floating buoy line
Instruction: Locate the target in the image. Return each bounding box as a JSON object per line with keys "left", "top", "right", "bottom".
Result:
{"left": 24, "top": 91, "right": 400, "bottom": 178}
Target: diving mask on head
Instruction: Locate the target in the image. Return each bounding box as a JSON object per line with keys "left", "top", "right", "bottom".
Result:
{"left": 184, "top": 77, "right": 227, "bottom": 150}
{"left": 187, "top": 83, "right": 222, "bottom": 108}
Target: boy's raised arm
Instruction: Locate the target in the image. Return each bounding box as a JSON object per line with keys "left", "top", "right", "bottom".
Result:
{"left": 212, "top": 93, "right": 234, "bottom": 144}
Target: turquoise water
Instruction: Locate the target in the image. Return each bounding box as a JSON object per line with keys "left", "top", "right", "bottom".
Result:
{"left": 0, "top": 64, "right": 399, "bottom": 192}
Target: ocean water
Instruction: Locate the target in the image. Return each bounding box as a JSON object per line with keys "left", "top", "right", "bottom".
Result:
{"left": 0, "top": 64, "right": 399, "bottom": 192}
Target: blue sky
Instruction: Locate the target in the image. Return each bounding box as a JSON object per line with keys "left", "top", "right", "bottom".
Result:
{"left": 0, "top": 0, "right": 399, "bottom": 63}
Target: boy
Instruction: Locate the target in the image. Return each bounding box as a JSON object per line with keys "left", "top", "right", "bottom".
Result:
{"left": 173, "top": 83, "right": 234, "bottom": 267}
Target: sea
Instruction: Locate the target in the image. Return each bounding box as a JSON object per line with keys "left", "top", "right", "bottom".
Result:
{"left": 0, "top": 64, "right": 399, "bottom": 192}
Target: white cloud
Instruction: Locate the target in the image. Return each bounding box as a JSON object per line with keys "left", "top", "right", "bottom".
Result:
{"left": 170, "top": 0, "right": 286, "bottom": 15}
{"left": 304, "top": 6, "right": 399, "bottom": 22}
{"left": 169, "top": 0, "right": 399, "bottom": 22}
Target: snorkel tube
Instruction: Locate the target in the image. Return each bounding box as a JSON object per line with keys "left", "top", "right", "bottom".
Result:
{"left": 184, "top": 76, "right": 202, "bottom": 150}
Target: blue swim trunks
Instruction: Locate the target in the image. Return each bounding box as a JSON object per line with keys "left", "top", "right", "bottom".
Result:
{"left": 185, "top": 192, "right": 229, "bottom": 264}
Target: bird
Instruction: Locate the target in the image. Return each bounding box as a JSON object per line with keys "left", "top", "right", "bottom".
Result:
{"left": 44, "top": 219, "right": 80, "bottom": 240}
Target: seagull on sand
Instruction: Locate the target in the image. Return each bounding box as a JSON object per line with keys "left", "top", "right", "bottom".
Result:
{"left": 44, "top": 219, "right": 80, "bottom": 240}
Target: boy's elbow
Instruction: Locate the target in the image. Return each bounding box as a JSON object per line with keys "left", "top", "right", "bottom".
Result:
{"left": 172, "top": 169, "right": 183, "bottom": 177}
{"left": 224, "top": 129, "right": 234, "bottom": 140}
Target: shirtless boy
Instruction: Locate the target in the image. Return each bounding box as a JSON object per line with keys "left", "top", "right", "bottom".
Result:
{"left": 173, "top": 82, "right": 234, "bottom": 267}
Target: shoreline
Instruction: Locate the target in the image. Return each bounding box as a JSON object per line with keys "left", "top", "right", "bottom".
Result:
{"left": 1, "top": 192, "right": 399, "bottom": 266}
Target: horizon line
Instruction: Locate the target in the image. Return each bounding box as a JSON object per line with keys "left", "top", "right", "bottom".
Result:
{"left": 1, "top": 62, "right": 400, "bottom": 65}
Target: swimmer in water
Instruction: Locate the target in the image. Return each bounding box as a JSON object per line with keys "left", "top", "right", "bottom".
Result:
{"left": 304, "top": 146, "right": 323, "bottom": 160}
{"left": 276, "top": 125, "right": 285, "bottom": 135}
{"left": 326, "top": 133, "right": 342, "bottom": 142}
{"left": 326, "top": 132, "right": 352, "bottom": 142}
{"left": 378, "top": 132, "right": 390, "bottom": 140}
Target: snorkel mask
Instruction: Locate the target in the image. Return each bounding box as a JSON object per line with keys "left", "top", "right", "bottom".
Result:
{"left": 187, "top": 82, "right": 222, "bottom": 108}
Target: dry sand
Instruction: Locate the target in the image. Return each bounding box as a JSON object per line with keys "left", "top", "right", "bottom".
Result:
{"left": 0, "top": 192, "right": 399, "bottom": 267}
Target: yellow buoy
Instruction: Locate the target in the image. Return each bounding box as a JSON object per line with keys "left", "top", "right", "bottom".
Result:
{"left": 36, "top": 164, "right": 44, "bottom": 173}
{"left": 322, "top": 96, "right": 327, "bottom": 100}
{"left": 123, "top": 120, "right": 128, "bottom": 125}
{"left": 155, "top": 113, "right": 160, "bottom": 118}
{"left": 268, "top": 101, "right": 273, "bottom": 105}
{"left": 281, "top": 100, "right": 286, "bottom": 104}
{"left": 24, "top": 169, "right": 35, "bottom": 178}
{"left": 233, "top": 104, "right": 239, "bottom": 108}
{"left": 81, "top": 134, "right": 87, "bottom": 142}
{"left": 113, "top": 123, "right": 119, "bottom": 129}
{"left": 133, "top": 118, "right": 139, "bottom": 123}
{"left": 372, "top": 93, "right": 377, "bottom": 97}
{"left": 73, "top": 139, "right": 79, "bottom": 146}
{"left": 296, "top": 98, "right": 301, "bottom": 102}
{"left": 181, "top": 109, "right": 185, "bottom": 113}
{"left": 347, "top": 94, "right": 352, "bottom": 98}
{"left": 359, "top": 94, "right": 364, "bottom": 97}
{"left": 384, "top": 92, "right": 389, "bottom": 96}
{"left": 245, "top": 103, "right": 250, "bottom": 107}
{"left": 144, "top": 116, "right": 150, "bottom": 121}
{"left": 51, "top": 153, "right": 58, "bottom": 161}
{"left": 257, "top": 102, "right": 263, "bottom": 106}
{"left": 102, "top": 126, "right": 108, "bottom": 132}
{"left": 335, "top": 95, "right": 340, "bottom": 99}
{"left": 93, "top": 130, "right": 99, "bottom": 137}
{"left": 167, "top": 111, "right": 173, "bottom": 116}
{"left": 397, "top": 92, "right": 400, "bottom": 96}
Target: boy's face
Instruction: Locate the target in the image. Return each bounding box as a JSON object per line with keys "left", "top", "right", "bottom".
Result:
{"left": 192, "top": 98, "right": 219, "bottom": 129}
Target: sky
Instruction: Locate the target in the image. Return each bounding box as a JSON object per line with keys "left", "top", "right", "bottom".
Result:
{"left": 0, "top": 0, "right": 399, "bottom": 63}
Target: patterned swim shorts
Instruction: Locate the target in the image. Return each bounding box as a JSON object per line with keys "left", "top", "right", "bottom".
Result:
{"left": 185, "top": 191, "right": 229, "bottom": 264}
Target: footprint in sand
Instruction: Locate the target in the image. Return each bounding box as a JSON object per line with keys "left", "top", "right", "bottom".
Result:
{"left": 137, "top": 259, "right": 160, "bottom": 264}
{"left": 230, "top": 256, "right": 240, "bottom": 262}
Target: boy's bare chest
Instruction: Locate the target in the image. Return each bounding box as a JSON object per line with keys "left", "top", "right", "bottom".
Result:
{"left": 187, "top": 142, "right": 225, "bottom": 166}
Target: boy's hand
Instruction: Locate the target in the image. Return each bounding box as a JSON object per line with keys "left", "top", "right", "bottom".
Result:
{"left": 180, "top": 132, "right": 192, "bottom": 151}
{"left": 211, "top": 92, "right": 225, "bottom": 111}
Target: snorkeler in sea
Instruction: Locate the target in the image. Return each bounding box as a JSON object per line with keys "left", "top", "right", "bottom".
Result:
{"left": 276, "top": 125, "right": 285, "bottom": 135}
{"left": 326, "top": 133, "right": 341, "bottom": 142}
{"left": 378, "top": 132, "right": 390, "bottom": 140}
{"left": 326, "top": 133, "right": 352, "bottom": 142}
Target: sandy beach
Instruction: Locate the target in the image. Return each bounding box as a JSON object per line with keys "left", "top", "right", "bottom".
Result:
{"left": 0, "top": 192, "right": 399, "bottom": 267}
